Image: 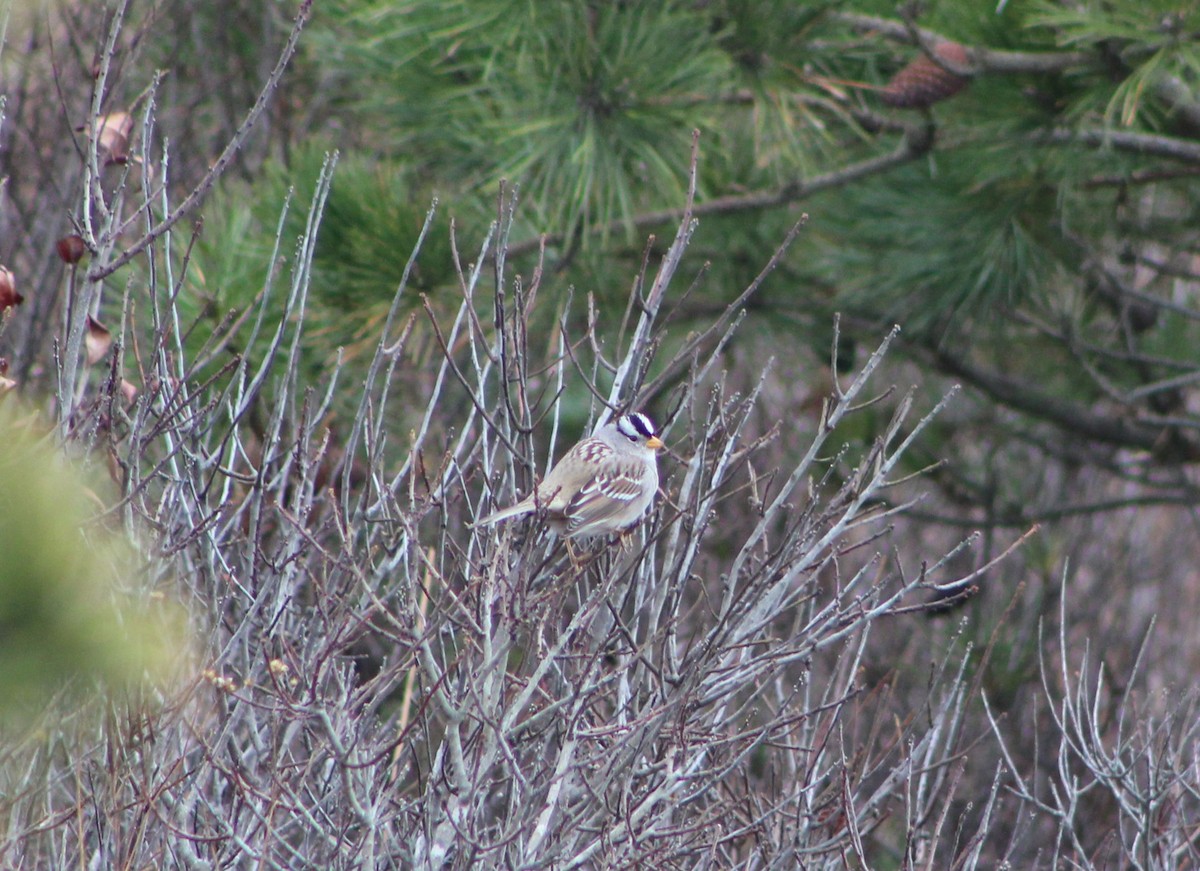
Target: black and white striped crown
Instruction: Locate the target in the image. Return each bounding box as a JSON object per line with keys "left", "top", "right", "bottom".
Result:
{"left": 616, "top": 412, "right": 657, "bottom": 442}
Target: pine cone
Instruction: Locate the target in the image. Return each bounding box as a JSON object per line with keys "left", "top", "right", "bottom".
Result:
{"left": 881, "top": 41, "right": 970, "bottom": 109}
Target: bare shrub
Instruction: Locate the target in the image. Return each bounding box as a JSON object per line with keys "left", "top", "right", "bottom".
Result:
{"left": 0, "top": 114, "right": 1003, "bottom": 864}
{"left": 3, "top": 5, "right": 1198, "bottom": 870}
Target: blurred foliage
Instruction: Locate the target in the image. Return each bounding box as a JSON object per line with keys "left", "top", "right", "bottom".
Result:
{"left": 0, "top": 405, "right": 189, "bottom": 719}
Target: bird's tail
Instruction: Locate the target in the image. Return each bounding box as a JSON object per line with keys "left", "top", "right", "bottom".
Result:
{"left": 472, "top": 500, "right": 533, "bottom": 527}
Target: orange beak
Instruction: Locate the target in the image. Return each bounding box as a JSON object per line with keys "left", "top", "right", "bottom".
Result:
{"left": 646, "top": 436, "right": 665, "bottom": 450}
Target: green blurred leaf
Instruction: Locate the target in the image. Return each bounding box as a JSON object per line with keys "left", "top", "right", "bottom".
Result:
{"left": 0, "top": 407, "right": 190, "bottom": 718}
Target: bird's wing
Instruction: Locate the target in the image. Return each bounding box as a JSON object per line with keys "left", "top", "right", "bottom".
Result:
{"left": 561, "top": 457, "right": 649, "bottom": 536}
{"left": 475, "top": 437, "right": 612, "bottom": 525}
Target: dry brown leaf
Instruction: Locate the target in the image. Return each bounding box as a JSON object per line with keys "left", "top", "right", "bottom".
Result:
{"left": 0, "top": 267, "right": 24, "bottom": 312}
{"left": 56, "top": 235, "right": 87, "bottom": 264}
{"left": 93, "top": 111, "right": 134, "bottom": 165}
{"left": 106, "top": 446, "right": 124, "bottom": 487}
{"left": 119, "top": 379, "right": 139, "bottom": 404}
{"left": 85, "top": 315, "right": 113, "bottom": 364}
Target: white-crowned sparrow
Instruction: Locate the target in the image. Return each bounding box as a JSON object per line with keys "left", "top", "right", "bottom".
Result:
{"left": 476, "top": 412, "right": 664, "bottom": 538}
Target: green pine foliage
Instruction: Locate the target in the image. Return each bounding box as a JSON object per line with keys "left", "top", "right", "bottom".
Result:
{"left": 196, "top": 0, "right": 1200, "bottom": 487}
{"left": 307, "top": 0, "right": 937, "bottom": 243}
{"left": 807, "top": 155, "right": 1058, "bottom": 332}
{"left": 312, "top": 0, "right": 733, "bottom": 242}
{"left": 1026, "top": 0, "right": 1200, "bottom": 127}
{"left": 175, "top": 145, "right": 463, "bottom": 390}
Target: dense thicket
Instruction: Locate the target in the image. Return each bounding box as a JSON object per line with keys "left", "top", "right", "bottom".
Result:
{"left": 2, "top": 1, "right": 1200, "bottom": 867}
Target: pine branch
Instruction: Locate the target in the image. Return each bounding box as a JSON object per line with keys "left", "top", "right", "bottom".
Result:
{"left": 837, "top": 10, "right": 1200, "bottom": 127}
{"left": 1032, "top": 127, "right": 1200, "bottom": 163}
{"left": 926, "top": 346, "right": 1200, "bottom": 459}
{"left": 1153, "top": 74, "right": 1200, "bottom": 130}
{"left": 833, "top": 11, "right": 1093, "bottom": 75}
{"left": 507, "top": 123, "right": 932, "bottom": 259}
